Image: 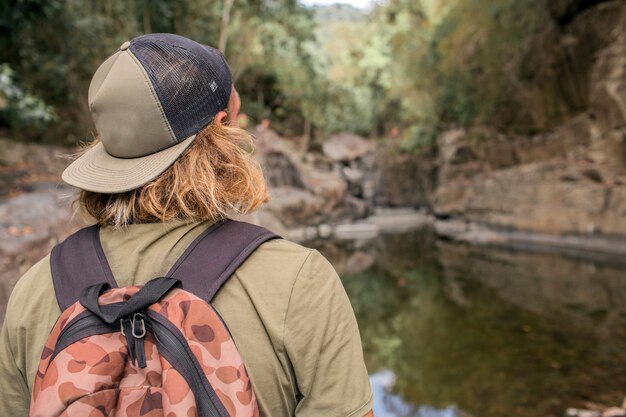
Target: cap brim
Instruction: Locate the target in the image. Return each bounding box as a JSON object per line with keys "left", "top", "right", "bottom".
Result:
{"left": 62, "top": 135, "right": 196, "bottom": 193}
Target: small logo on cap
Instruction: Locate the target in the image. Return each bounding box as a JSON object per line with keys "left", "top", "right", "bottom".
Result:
{"left": 210, "top": 80, "right": 218, "bottom": 92}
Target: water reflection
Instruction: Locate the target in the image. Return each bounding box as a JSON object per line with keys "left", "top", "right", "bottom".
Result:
{"left": 310, "top": 227, "right": 626, "bottom": 417}
{"left": 371, "top": 370, "right": 464, "bottom": 417}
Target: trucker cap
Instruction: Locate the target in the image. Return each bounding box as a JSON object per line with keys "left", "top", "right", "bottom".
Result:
{"left": 62, "top": 33, "right": 233, "bottom": 193}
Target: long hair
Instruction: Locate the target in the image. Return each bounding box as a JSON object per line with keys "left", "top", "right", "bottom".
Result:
{"left": 77, "top": 123, "right": 269, "bottom": 227}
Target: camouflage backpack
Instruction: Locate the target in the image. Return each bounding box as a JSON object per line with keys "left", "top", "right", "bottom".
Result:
{"left": 30, "top": 220, "right": 278, "bottom": 417}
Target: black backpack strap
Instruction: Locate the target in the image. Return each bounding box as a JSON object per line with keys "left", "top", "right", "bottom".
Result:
{"left": 50, "top": 225, "right": 118, "bottom": 311}
{"left": 166, "top": 220, "right": 280, "bottom": 302}
{"left": 51, "top": 220, "right": 279, "bottom": 311}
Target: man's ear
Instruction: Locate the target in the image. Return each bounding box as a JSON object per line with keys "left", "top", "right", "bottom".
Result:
{"left": 214, "top": 110, "right": 228, "bottom": 125}
{"left": 214, "top": 85, "right": 240, "bottom": 127}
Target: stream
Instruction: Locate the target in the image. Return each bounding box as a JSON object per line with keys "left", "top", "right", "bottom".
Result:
{"left": 310, "top": 227, "right": 626, "bottom": 417}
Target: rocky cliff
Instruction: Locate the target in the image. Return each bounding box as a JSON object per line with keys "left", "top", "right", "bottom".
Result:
{"left": 375, "top": 0, "right": 626, "bottom": 243}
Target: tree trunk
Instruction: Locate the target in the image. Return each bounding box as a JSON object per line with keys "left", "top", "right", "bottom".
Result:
{"left": 143, "top": 1, "right": 151, "bottom": 33}
{"left": 127, "top": 0, "right": 136, "bottom": 33}
{"left": 174, "top": 3, "right": 181, "bottom": 34}
{"left": 218, "top": 0, "right": 235, "bottom": 54}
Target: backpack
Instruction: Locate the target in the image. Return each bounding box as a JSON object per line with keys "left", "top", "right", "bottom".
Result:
{"left": 29, "top": 220, "right": 278, "bottom": 417}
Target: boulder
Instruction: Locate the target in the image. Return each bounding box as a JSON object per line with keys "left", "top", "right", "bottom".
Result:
{"left": 373, "top": 145, "right": 436, "bottom": 208}
{"left": 433, "top": 158, "right": 626, "bottom": 236}
{"left": 263, "top": 187, "right": 326, "bottom": 228}
{"left": 322, "top": 133, "right": 370, "bottom": 162}
{"left": 303, "top": 169, "right": 347, "bottom": 211}
{"left": 335, "top": 195, "right": 370, "bottom": 221}
{"left": 254, "top": 129, "right": 308, "bottom": 189}
{"left": 259, "top": 150, "right": 307, "bottom": 189}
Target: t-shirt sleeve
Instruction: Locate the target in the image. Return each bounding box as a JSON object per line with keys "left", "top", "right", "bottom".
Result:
{"left": 0, "top": 296, "right": 31, "bottom": 417}
{"left": 284, "top": 250, "right": 373, "bottom": 417}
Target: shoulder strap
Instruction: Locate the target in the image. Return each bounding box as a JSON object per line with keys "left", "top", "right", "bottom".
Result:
{"left": 166, "top": 220, "right": 280, "bottom": 302}
{"left": 50, "top": 225, "right": 118, "bottom": 311}
{"left": 51, "top": 220, "right": 279, "bottom": 311}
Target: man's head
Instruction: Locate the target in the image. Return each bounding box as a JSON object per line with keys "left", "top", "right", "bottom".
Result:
{"left": 64, "top": 34, "right": 268, "bottom": 226}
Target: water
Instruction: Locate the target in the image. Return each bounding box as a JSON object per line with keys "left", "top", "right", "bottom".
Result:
{"left": 310, "top": 227, "right": 626, "bottom": 417}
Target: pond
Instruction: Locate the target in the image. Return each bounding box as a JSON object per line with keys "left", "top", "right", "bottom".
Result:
{"left": 310, "top": 227, "right": 626, "bottom": 417}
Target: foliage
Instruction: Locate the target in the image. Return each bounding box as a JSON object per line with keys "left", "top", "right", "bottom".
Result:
{"left": 0, "top": 0, "right": 318, "bottom": 142}
{"left": 0, "top": 64, "right": 56, "bottom": 137}
{"left": 367, "top": 0, "right": 549, "bottom": 148}
{"left": 0, "top": 0, "right": 550, "bottom": 145}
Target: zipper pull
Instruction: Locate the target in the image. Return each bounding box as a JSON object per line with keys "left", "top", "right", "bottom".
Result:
{"left": 120, "top": 318, "right": 135, "bottom": 364}
{"left": 131, "top": 313, "right": 147, "bottom": 369}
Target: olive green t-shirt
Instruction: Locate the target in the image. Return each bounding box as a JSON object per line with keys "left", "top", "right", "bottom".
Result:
{"left": 0, "top": 221, "right": 373, "bottom": 416}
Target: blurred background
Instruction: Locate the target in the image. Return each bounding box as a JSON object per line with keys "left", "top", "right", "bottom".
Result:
{"left": 1, "top": 0, "right": 626, "bottom": 416}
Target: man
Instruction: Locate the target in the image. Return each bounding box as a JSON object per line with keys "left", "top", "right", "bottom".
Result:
{"left": 0, "top": 34, "right": 373, "bottom": 416}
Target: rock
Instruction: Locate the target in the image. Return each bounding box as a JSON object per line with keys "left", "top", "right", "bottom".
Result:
{"left": 432, "top": 158, "right": 626, "bottom": 236}
{"left": 566, "top": 409, "right": 602, "bottom": 417}
{"left": 254, "top": 129, "right": 308, "bottom": 189}
{"left": 437, "top": 129, "right": 468, "bottom": 183}
{"left": 342, "top": 164, "right": 363, "bottom": 183}
{"left": 514, "top": 1, "right": 624, "bottom": 132}
{"left": 260, "top": 150, "right": 307, "bottom": 189}
{"left": 254, "top": 128, "right": 374, "bottom": 226}
{"left": 334, "top": 223, "right": 379, "bottom": 240}
{"left": 0, "top": 138, "right": 71, "bottom": 198}
{"left": 322, "top": 133, "right": 370, "bottom": 162}
{"left": 373, "top": 145, "right": 436, "bottom": 208}
{"left": 245, "top": 211, "right": 291, "bottom": 237}
{"left": 0, "top": 187, "right": 85, "bottom": 322}
{"left": 589, "top": 10, "right": 626, "bottom": 133}
{"left": 366, "top": 209, "right": 433, "bottom": 232}
{"left": 336, "top": 195, "right": 370, "bottom": 222}
{"left": 602, "top": 407, "right": 626, "bottom": 417}
{"left": 263, "top": 187, "right": 326, "bottom": 228}
{"left": 0, "top": 138, "right": 69, "bottom": 175}
{"left": 285, "top": 226, "right": 318, "bottom": 242}
{"left": 318, "top": 224, "right": 333, "bottom": 238}
{"left": 435, "top": 119, "right": 594, "bottom": 185}
{"left": 435, "top": 218, "right": 626, "bottom": 257}
{"left": 0, "top": 188, "right": 81, "bottom": 255}
{"left": 434, "top": 219, "right": 471, "bottom": 239}
{"left": 303, "top": 169, "right": 347, "bottom": 211}
{"left": 238, "top": 209, "right": 321, "bottom": 242}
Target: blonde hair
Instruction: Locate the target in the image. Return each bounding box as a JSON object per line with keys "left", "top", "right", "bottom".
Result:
{"left": 77, "top": 123, "right": 269, "bottom": 227}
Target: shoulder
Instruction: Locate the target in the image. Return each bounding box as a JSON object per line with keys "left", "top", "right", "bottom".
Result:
{"left": 237, "top": 238, "right": 335, "bottom": 290}
{"left": 5, "top": 254, "right": 59, "bottom": 328}
{"left": 243, "top": 238, "right": 318, "bottom": 270}
{"left": 7, "top": 254, "right": 54, "bottom": 312}
{"left": 215, "top": 238, "right": 336, "bottom": 328}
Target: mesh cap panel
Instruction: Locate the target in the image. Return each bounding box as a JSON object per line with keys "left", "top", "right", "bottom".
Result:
{"left": 129, "top": 33, "right": 232, "bottom": 142}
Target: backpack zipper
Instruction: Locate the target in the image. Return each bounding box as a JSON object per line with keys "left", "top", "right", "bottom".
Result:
{"left": 49, "top": 313, "right": 118, "bottom": 365}
{"left": 47, "top": 310, "right": 229, "bottom": 417}
{"left": 146, "top": 311, "right": 229, "bottom": 417}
